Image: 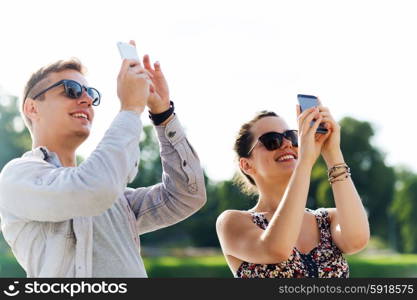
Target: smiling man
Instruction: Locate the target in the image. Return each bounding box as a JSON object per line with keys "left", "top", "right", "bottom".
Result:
{"left": 0, "top": 49, "right": 206, "bottom": 277}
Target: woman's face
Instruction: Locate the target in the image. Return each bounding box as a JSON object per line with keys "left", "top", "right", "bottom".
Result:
{"left": 243, "top": 116, "right": 298, "bottom": 184}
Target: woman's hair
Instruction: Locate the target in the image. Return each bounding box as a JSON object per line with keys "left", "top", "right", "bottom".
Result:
{"left": 233, "top": 110, "right": 279, "bottom": 195}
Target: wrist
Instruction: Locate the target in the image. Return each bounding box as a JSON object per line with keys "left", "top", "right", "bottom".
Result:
{"left": 120, "top": 105, "right": 145, "bottom": 114}
{"left": 149, "top": 101, "right": 175, "bottom": 126}
{"left": 148, "top": 100, "right": 171, "bottom": 114}
{"left": 323, "top": 149, "right": 345, "bottom": 167}
{"left": 296, "top": 157, "right": 315, "bottom": 170}
{"left": 158, "top": 114, "right": 175, "bottom": 126}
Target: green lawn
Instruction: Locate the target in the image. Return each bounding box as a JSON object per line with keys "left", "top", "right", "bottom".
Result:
{"left": 143, "top": 254, "right": 417, "bottom": 278}
{"left": 1, "top": 253, "right": 416, "bottom": 277}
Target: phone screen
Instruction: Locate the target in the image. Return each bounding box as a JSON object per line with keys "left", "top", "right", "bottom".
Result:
{"left": 297, "top": 94, "right": 328, "bottom": 134}
{"left": 297, "top": 94, "right": 318, "bottom": 112}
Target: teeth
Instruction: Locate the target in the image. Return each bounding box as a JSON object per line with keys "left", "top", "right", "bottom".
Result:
{"left": 71, "top": 113, "right": 88, "bottom": 120}
{"left": 278, "top": 154, "right": 295, "bottom": 161}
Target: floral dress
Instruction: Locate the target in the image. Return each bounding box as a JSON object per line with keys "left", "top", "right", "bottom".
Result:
{"left": 236, "top": 208, "right": 349, "bottom": 278}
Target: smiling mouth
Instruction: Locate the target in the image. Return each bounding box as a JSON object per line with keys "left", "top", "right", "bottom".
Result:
{"left": 70, "top": 113, "right": 89, "bottom": 121}
{"left": 276, "top": 154, "right": 297, "bottom": 162}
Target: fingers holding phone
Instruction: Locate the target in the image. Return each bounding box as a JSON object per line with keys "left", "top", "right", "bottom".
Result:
{"left": 117, "top": 57, "right": 150, "bottom": 114}
{"left": 297, "top": 94, "right": 328, "bottom": 134}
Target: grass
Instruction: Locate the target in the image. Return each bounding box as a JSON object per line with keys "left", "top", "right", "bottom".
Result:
{"left": 347, "top": 254, "right": 417, "bottom": 277}
{"left": 143, "top": 254, "right": 417, "bottom": 278}
{"left": 1, "top": 253, "right": 416, "bottom": 278}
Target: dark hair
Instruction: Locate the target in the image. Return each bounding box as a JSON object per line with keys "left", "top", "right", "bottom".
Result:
{"left": 21, "top": 58, "right": 86, "bottom": 131}
{"left": 233, "top": 110, "right": 279, "bottom": 195}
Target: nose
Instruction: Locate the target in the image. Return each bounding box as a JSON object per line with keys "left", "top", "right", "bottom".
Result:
{"left": 280, "top": 136, "right": 293, "bottom": 149}
{"left": 76, "top": 89, "right": 93, "bottom": 107}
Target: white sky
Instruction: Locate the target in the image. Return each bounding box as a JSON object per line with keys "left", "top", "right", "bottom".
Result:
{"left": 1, "top": 0, "right": 416, "bottom": 181}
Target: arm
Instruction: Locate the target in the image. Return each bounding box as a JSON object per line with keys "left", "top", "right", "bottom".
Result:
{"left": 0, "top": 111, "right": 142, "bottom": 222}
{"left": 318, "top": 103, "right": 370, "bottom": 254}
{"left": 0, "top": 58, "right": 150, "bottom": 222}
{"left": 124, "top": 115, "right": 206, "bottom": 235}
{"left": 325, "top": 152, "right": 370, "bottom": 254}
{"left": 124, "top": 53, "right": 206, "bottom": 235}
{"left": 217, "top": 162, "right": 314, "bottom": 264}
{"left": 217, "top": 107, "right": 328, "bottom": 264}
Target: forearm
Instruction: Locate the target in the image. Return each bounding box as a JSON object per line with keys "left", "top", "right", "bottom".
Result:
{"left": 155, "top": 115, "right": 206, "bottom": 208}
{"left": 0, "top": 111, "right": 142, "bottom": 222}
{"left": 263, "top": 161, "right": 313, "bottom": 255}
{"left": 126, "top": 115, "right": 206, "bottom": 235}
{"left": 326, "top": 151, "right": 370, "bottom": 244}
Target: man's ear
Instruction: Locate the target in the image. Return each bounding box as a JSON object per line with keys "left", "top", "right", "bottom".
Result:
{"left": 23, "top": 98, "right": 39, "bottom": 123}
{"left": 239, "top": 157, "right": 256, "bottom": 177}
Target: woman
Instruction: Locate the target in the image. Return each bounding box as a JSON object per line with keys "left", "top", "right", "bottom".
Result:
{"left": 216, "top": 103, "right": 370, "bottom": 278}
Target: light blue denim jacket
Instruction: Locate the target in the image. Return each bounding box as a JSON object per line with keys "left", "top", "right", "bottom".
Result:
{"left": 0, "top": 111, "right": 206, "bottom": 277}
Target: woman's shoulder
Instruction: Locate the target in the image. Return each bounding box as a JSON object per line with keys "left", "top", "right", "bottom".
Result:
{"left": 216, "top": 209, "right": 255, "bottom": 232}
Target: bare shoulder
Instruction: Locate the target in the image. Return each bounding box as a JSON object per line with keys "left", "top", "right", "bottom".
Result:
{"left": 216, "top": 210, "right": 253, "bottom": 233}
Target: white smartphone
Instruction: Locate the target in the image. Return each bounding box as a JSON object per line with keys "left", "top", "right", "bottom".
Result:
{"left": 117, "top": 42, "right": 140, "bottom": 60}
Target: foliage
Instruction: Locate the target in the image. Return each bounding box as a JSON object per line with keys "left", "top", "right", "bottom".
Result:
{"left": 390, "top": 168, "right": 417, "bottom": 253}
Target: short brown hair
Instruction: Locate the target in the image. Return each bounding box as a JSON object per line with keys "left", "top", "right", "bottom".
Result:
{"left": 233, "top": 111, "right": 279, "bottom": 195}
{"left": 21, "top": 58, "right": 86, "bottom": 131}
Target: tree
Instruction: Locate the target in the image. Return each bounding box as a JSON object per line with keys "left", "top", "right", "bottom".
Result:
{"left": 0, "top": 91, "right": 31, "bottom": 276}
{"left": 0, "top": 94, "right": 31, "bottom": 169}
{"left": 390, "top": 168, "right": 417, "bottom": 253}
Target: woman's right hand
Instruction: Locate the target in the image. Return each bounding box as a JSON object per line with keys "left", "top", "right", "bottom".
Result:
{"left": 296, "top": 105, "right": 331, "bottom": 167}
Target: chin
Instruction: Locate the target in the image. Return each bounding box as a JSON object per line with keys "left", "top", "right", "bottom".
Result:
{"left": 73, "top": 129, "right": 90, "bottom": 140}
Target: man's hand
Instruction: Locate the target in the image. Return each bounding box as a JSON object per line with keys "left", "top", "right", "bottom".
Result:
{"left": 117, "top": 58, "right": 151, "bottom": 114}
{"left": 143, "top": 54, "right": 170, "bottom": 114}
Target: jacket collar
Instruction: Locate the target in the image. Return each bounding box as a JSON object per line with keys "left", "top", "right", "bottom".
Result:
{"left": 23, "top": 146, "right": 63, "bottom": 168}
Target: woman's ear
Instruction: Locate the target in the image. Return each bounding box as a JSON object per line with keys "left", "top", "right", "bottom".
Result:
{"left": 239, "top": 157, "right": 255, "bottom": 177}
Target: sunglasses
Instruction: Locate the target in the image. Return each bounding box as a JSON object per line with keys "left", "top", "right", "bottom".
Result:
{"left": 31, "top": 79, "right": 101, "bottom": 106}
{"left": 248, "top": 130, "right": 298, "bottom": 155}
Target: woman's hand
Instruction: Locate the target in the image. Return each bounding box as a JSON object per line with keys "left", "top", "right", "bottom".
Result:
{"left": 316, "top": 99, "right": 344, "bottom": 166}
{"left": 296, "top": 105, "right": 331, "bottom": 167}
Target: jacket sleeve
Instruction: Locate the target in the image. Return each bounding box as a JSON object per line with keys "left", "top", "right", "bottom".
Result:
{"left": 0, "top": 111, "right": 142, "bottom": 222}
{"left": 124, "top": 115, "right": 207, "bottom": 235}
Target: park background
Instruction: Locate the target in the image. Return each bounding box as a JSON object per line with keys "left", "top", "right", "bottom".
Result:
{"left": 1, "top": 0, "right": 417, "bottom": 277}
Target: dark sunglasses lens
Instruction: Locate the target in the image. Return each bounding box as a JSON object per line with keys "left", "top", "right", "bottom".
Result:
{"left": 260, "top": 133, "right": 282, "bottom": 151}
{"left": 65, "top": 81, "right": 82, "bottom": 99}
{"left": 87, "top": 88, "right": 100, "bottom": 106}
{"left": 285, "top": 130, "right": 298, "bottom": 147}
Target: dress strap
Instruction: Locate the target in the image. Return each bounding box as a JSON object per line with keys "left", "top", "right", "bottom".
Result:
{"left": 307, "top": 208, "right": 332, "bottom": 243}
{"left": 249, "top": 212, "right": 269, "bottom": 230}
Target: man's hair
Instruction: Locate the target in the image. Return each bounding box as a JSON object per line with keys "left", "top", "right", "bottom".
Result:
{"left": 21, "top": 58, "right": 86, "bottom": 132}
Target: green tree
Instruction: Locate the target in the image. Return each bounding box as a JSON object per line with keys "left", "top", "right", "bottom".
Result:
{"left": 128, "top": 125, "right": 162, "bottom": 188}
{"left": 0, "top": 91, "right": 31, "bottom": 276}
{"left": 390, "top": 168, "right": 417, "bottom": 253}
{"left": 0, "top": 94, "right": 31, "bottom": 168}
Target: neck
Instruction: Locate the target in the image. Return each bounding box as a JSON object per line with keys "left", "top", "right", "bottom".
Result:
{"left": 33, "top": 136, "right": 79, "bottom": 167}
{"left": 253, "top": 176, "right": 291, "bottom": 213}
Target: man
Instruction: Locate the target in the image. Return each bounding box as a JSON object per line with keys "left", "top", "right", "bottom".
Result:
{"left": 0, "top": 43, "right": 206, "bottom": 277}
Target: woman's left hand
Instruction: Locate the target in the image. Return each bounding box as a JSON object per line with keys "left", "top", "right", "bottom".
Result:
{"left": 316, "top": 99, "right": 344, "bottom": 166}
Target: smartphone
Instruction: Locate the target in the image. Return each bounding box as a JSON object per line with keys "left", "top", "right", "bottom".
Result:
{"left": 297, "top": 94, "right": 328, "bottom": 134}
{"left": 117, "top": 42, "right": 140, "bottom": 60}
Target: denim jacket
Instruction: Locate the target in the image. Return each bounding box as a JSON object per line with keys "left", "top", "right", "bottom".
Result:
{"left": 0, "top": 111, "right": 206, "bottom": 277}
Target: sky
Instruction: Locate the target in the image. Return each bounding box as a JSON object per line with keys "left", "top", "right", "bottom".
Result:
{"left": 1, "top": 0, "right": 416, "bottom": 181}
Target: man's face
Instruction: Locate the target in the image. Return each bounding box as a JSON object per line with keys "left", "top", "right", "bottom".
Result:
{"left": 33, "top": 70, "right": 95, "bottom": 142}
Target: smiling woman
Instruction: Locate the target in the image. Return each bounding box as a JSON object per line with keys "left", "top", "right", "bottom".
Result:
{"left": 216, "top": 106, "right": 370, "bottom": 278}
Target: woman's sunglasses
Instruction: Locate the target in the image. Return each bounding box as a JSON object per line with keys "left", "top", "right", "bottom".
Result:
{"left": 31, "top": 79, "right": 101, "bottom": 106}
{"left": 248, "top": 130, "right": 298, "bottom": 155}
